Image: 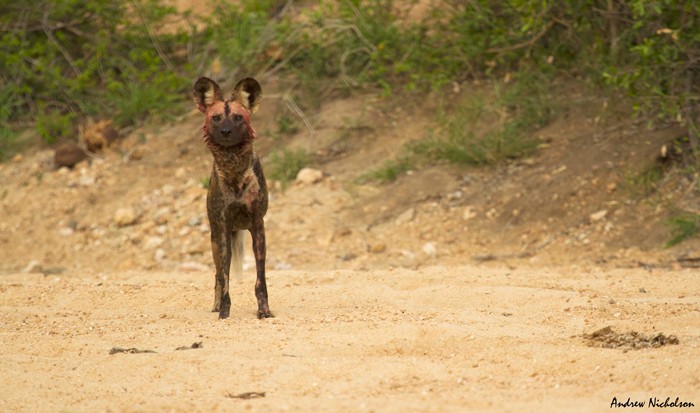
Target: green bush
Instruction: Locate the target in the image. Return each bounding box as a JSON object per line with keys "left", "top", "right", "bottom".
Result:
{"left": 1, "top": 0, "right": 697, "bottom": 166}
{"left": 0, "top": 0, "right": 190, "bottom": 141}
{"left": 667, "top": 211, "right": 700, "bottom": 247}
{"left": 265, "top": 147, "right": 309, "bottom": 186}
{"left": 357, "top": 157, "right": 412, "bottom": 184}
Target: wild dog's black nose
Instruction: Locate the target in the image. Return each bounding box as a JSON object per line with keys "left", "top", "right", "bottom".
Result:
{"left": 220, "top": 128, "right": 231, "bottom": 136}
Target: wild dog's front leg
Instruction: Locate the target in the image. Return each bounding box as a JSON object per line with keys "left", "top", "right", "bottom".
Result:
{"left": 211, "top": 227, "right": 233, "bottom": 319}
{"left": 250, "top": 210, "right": 272, "bottom": 319}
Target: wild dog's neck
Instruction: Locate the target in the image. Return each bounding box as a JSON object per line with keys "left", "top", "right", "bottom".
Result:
{"left": 208, "top": 141, "right": 255, "bottom": 187}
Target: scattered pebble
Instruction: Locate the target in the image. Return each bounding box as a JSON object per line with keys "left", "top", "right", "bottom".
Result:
{"left": 274, "top": 261, "right": 293, "bottom": 270}
{"left": 179, "top": 261, "right": 209, "bottom": 272}
{"left": 422, "top": 242, "right": 437, "bottom": 257}
{"left": 78, "top": 174, "right": 95, "bottom": 187}
{"left": 447, "top": 190, "right": 463, "bottom": 200}
{"left": 295, "top": 168, "right": 324, "bottom": 185}
{"left": 144, "top": 236, "right": 164, "bottom": 249}
{"left": 114, "top": 207, "right": 139, "bottom": 227}
{"left": 486, "top": 208, "right": 497, "bottom": 219}
{"left": 23, "top": 260, "right": 43, "bottom": 274}
{"left": 54, "top": 143, "right": 87, "bottom": 168}
{"left": 395, "top": 208, "right": 415, "bottom": 225}
{"left": 369, "top": 243, "right": 386, "bottom": 254}
{"left": 59, "top": 227, "right": 74, "bottom": 237}
{"left": 590, "top": 209, "right": 608, "bottom": 222}
{"left": 462, "top": 206, "right": 477, "bottom": 221}
{"left": 338, "top": 253, "right": 357, "bottom": 261}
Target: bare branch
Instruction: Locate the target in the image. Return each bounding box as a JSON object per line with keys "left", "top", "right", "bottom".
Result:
{"left": 130, "top": 0, "right": 181, "bottom": 77}
{"left": 485, "top": 21, "right": 555, "bottom": 54}
{"left": 42, "top": 9, "right": 81, "bottom": 77}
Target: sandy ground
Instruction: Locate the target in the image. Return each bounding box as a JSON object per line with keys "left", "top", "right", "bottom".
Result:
{"left": 1, "top": 265, "right": 698, "bottom": 413}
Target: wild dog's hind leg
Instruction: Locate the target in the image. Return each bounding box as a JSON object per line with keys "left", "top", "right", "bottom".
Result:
{"left": 250, "top": 209, "right": 272, "bottom": 319}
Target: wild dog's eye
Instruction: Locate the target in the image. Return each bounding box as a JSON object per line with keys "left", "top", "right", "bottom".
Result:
{"left": 212, "top": 115, "right": 222, "bottom": 122}
{"left": 233, "top": 114, "right": 243, "bottom": 121}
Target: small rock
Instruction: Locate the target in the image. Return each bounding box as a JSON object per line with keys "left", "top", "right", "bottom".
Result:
{"left": 187, "top": 216, "right": 202, "bottom": 227}
{"left": 486, "top": 208, "right": 497, "bottom": 219}
{"left": 447, "top": 190, "right": 463, "bottom": 200}
{"left": 422, "top": 242, "right": 437, "bottom": 257}
{"left": 369, "top": 243, "right": 386, "bottom": 254}
{"left": 78, "top": 174, "right": 95, "bottom": 187}
{"left": 114, "top": 207, "right": 139, "bottom": 227}
{"left": 54, "top": 143, "right": 87, "bottom": 168}
{"left": 179, "top": 261, "right": 209, "bottom": 272}
{"left": 154, "top": 248, "right": 167, "bottom": 262}
{"left": 127, "top": 147, "right": 146, "bottom": 161}
{"left": 295, "top": 168, "right": 324, "bottom": 185}
{"left": 590, "top": 209, "right": 608, "bottom": 222}
{"left": 552, "top": 165, "right": 567, "bottom": 175}
{"left": 395, "top": 208, "right": 416, "bottom": 225}
{"left": 161, "top": 184, "right": 175, "bottom": 196}
{"left": 333, "top": 227, "right": 352, "bottom": 238}
{"left": 338, "top": 253, "right": 357, "bottom": 262}
{"left": 274, "top": 261, "right": 293, "bottom": 270}
{"left": 59, "top": 227, "right": 74, "bottom": 237}
{"left": 144, "top": 236, "right": 164, "bottom": 249}
{"left": 463, "top": 206, "right": 477, "bottom": 221}
{"left": 23, "top": 260, "right": 43, "bottom": 274}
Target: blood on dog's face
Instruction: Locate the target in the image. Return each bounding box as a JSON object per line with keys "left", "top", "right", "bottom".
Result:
{"left": 193, "top": 77, "right": 261, "bottom": 148}
{"left": 201, "top": 99, "right": 254, "bottom": 147}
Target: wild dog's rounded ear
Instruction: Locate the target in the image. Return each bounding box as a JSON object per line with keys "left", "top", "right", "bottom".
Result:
{"left": 231, "top": 78, "right": 262, "bottom": 114}
{"left": 193, "top": 77, "right": 223, "bottom": 113}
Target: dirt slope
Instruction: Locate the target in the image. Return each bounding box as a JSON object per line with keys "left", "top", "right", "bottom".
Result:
{"left": 1, "top": 265, "right": 698, "bottom": 413}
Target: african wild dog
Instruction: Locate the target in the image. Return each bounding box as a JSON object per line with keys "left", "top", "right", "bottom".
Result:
{"left": 193, "top": 77, "right": 272, "bottom": 319}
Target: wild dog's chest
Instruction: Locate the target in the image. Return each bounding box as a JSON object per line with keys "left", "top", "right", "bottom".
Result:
{"left": 216, "top": 167, "right": 260, "bottom": 210}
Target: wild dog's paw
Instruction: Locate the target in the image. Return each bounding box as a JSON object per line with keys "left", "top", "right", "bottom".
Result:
{"left": 257, "top": 308, "right": 274, "bottom": 319}
{"left": 218, "top": 308, "right": 230, "bottom": 320}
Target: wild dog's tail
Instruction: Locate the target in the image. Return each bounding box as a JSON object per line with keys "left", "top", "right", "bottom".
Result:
{"left": 232, "top": 230, "right": 245, "bottom": 281}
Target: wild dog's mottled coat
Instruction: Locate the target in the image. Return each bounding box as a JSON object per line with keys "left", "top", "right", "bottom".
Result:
{"left": 193, "top": 77, "right": 271, "bottom": 319}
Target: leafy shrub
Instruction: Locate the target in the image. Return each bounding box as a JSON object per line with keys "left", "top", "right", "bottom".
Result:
{"left": 265, "top": 147, "right": 309, "bottom": 186}
{"left": 1, "top": 0, "right": 697, "bottom": 167}
{"left": 0, "top": 0, "right": 190, "bottom": 141}
{"left": 667, "top": 211, "right": 700, "bottom": 247}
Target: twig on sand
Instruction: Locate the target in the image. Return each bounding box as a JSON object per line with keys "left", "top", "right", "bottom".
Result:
{"left": 109, "top": 347, "right": 157, "bottom": 355}
{"left": 226, "top": 391, "right": 266, "bottom": 400}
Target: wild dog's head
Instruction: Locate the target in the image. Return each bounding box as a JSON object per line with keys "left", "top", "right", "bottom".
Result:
{"left": 193, "top": 77, "right": 262, "bottom": 148}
